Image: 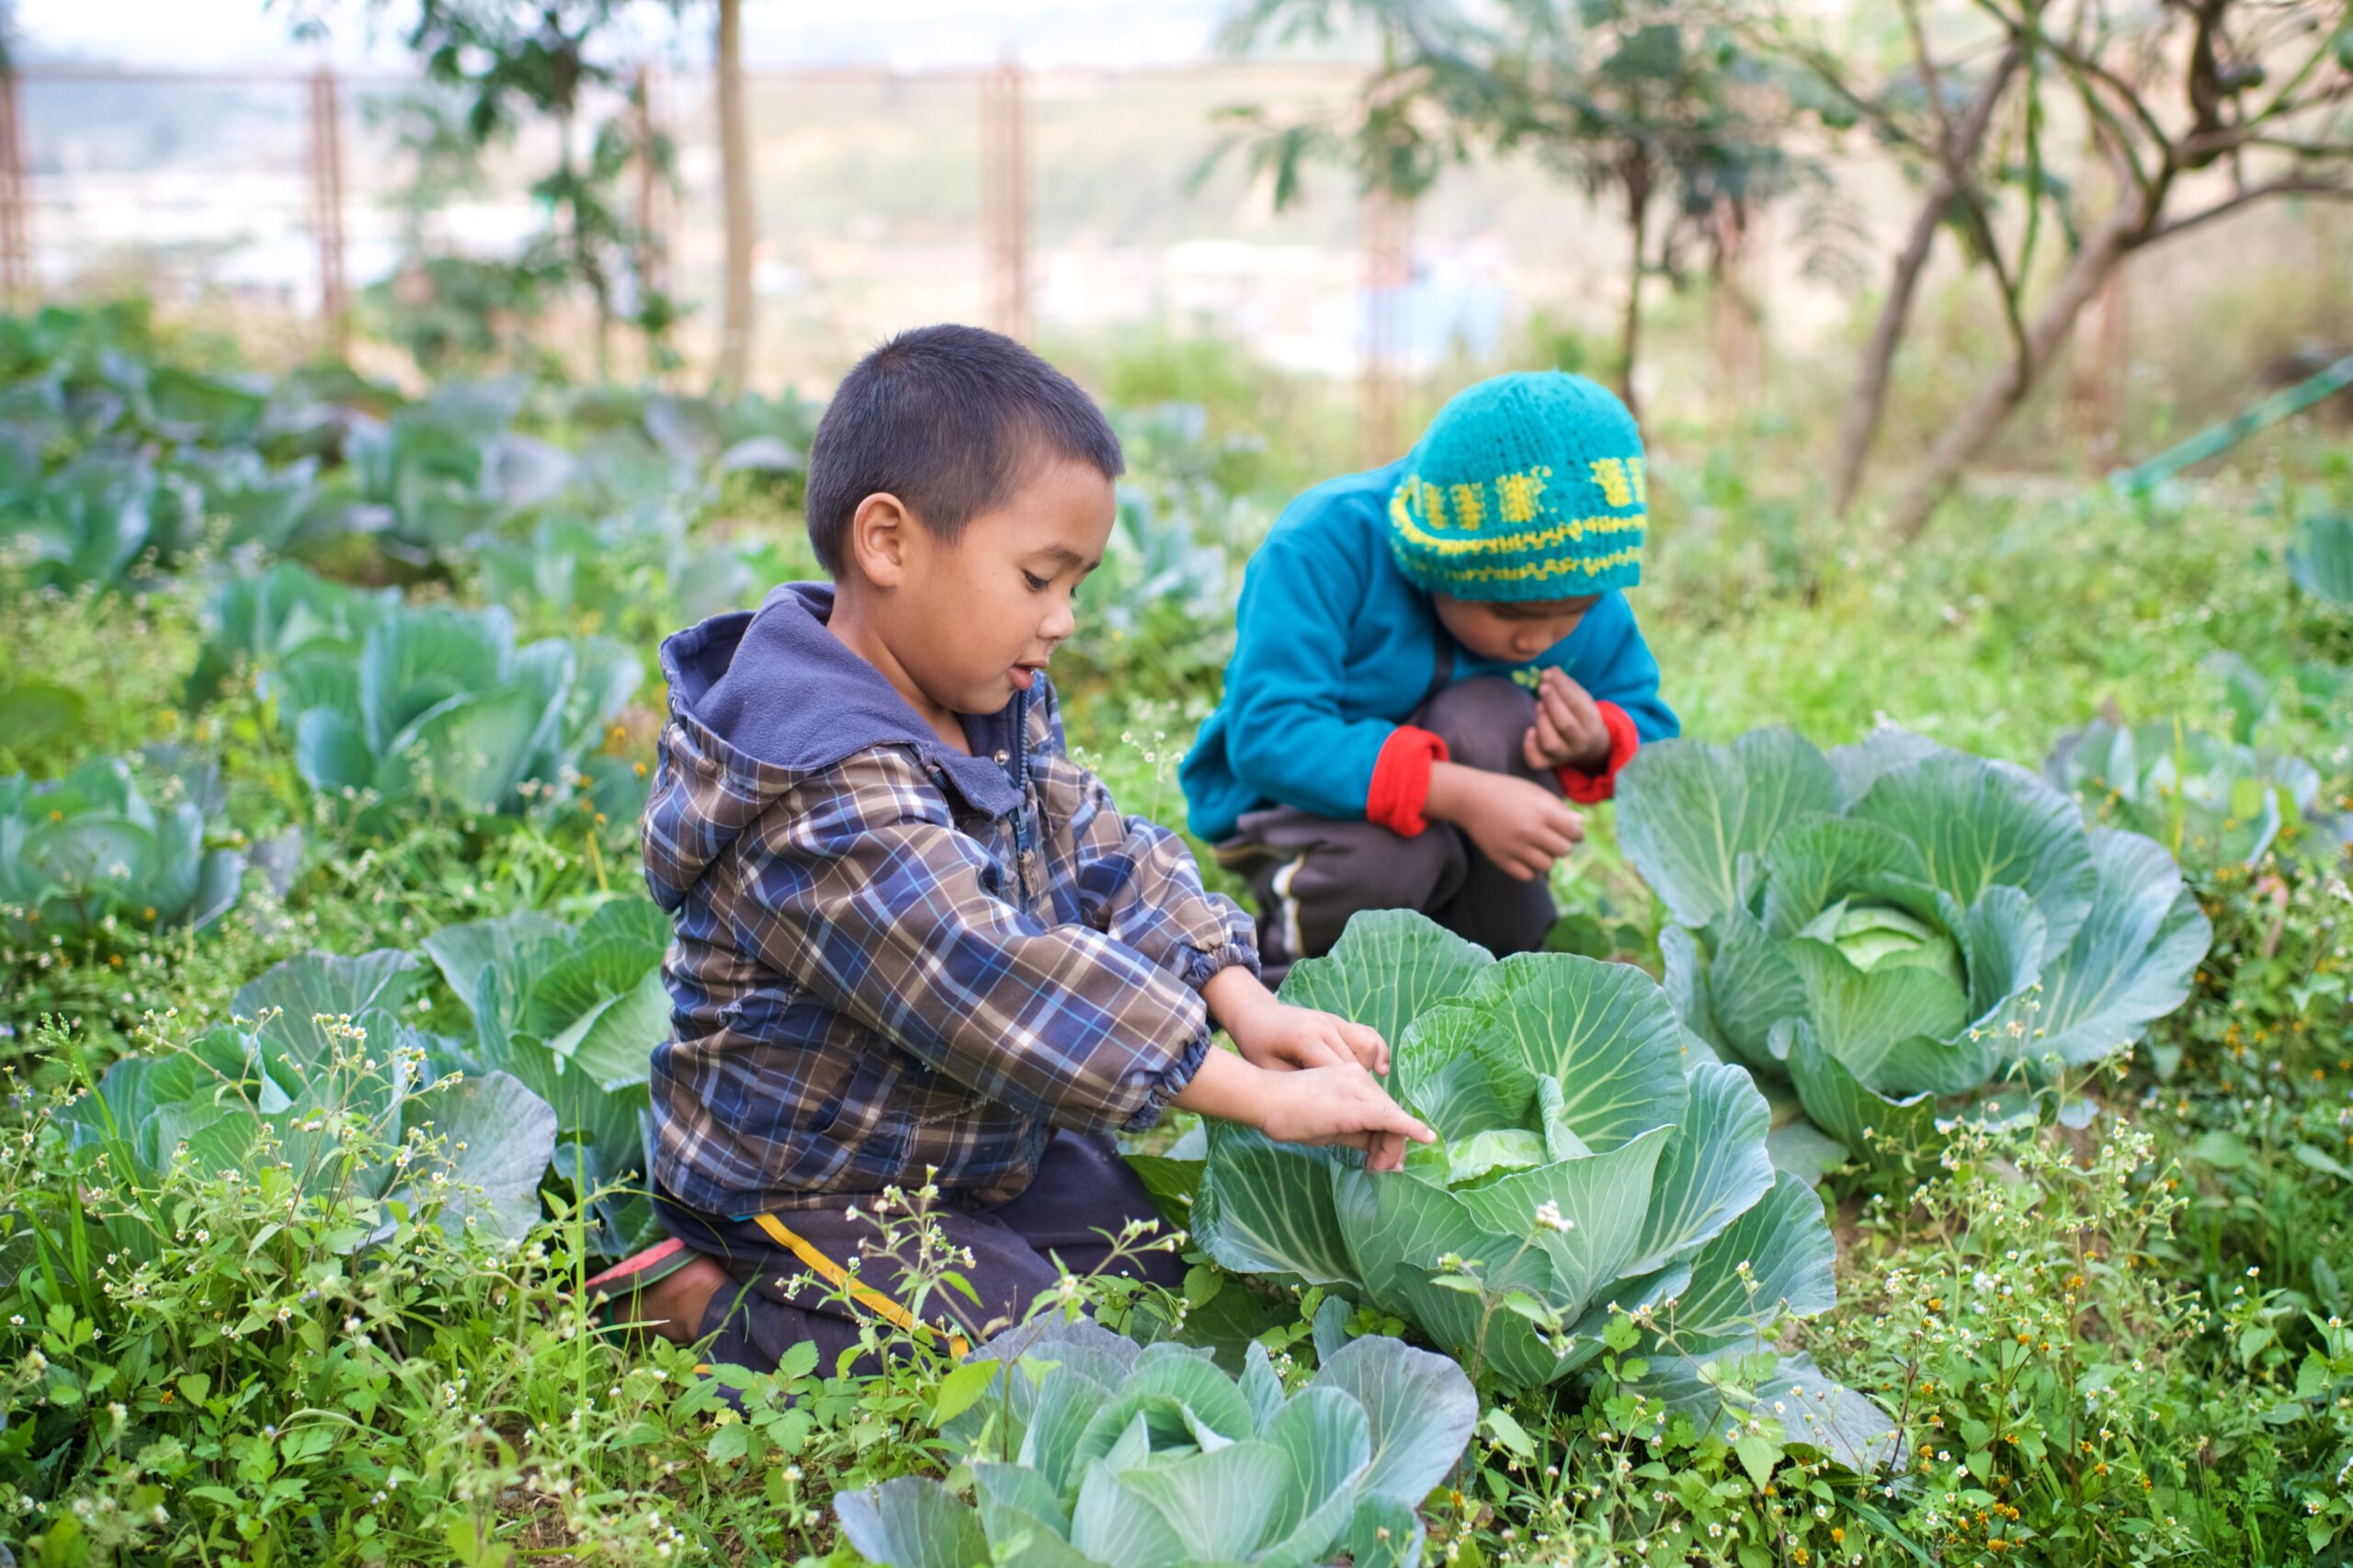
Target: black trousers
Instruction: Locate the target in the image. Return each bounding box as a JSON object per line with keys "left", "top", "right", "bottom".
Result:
{"left": 653, "top": 1128, "right": 1187, "bottom": 1375}
{"left": 1215, "top": 676, "right": 1562, "bottom": 978}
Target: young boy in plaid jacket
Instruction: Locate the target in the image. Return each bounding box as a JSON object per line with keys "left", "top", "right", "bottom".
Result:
{"left": 590, "top": 325, "right": 1431, "bottom": 1369}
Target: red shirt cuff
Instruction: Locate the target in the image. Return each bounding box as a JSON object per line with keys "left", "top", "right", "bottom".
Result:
{"left": 1367, "top": 725, "right": 1449, "bottom": 836}
{"left": 1555, "top": 701, "right": 1641, "bottom": 804}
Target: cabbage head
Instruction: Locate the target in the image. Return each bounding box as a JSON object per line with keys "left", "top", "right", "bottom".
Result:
{"left": 62, "top": 948, "right": 556, "bottom": 1245}
{"left": 284, "top": 597, "right": 642, "bottom": 822}
{"left": 1185, "top": 913, "right": 1848, "bottom": 1411}
{"left": 0, "top": 756, "right": 244, "bottom": 939}
{"left": 1617, "top": 728, "right": 2211, "bottom": 1164}
{"left": 2046, "top": 717, "right": 2339, "bottom": 872}
{"left": 835, "top": 1318, "right": 1476, "bottom": 1568}
{"left": 424, "top": 899, "right": 670, "bottom": 1256}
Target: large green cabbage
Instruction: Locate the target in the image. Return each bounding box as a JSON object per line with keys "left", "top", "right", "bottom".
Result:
{"left": 0, "top": 756, "right": 244, "bottom": 939}
{"left": 63, "top": 948, "right": 556, "bottom": 1245}
{"left": 280, "top": 596, "right": 642, "bottom": 822}
{"left": 1617, "top": 728, "right": 2211, "bottom": 1164}
{"left": 425, "top": 900, "right": 670, "bottom": 1256}
{"left": 1176, "top": 913, "right": 1887, "bottom": 1468}
{"left": 343, "top": 383, "right": 574, "bottom": 560}
{"left": 835, "top": 1318, "right": 1476, "bottom": 1568}
{"left": 2046, "top": 717, "right": 2341, "bottom": 871}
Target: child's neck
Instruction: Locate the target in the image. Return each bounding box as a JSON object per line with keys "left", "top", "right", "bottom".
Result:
{"left": 825, "top": 581, "right": 972, "bottom": 755}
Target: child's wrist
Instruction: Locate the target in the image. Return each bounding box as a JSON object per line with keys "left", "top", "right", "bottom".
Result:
{"left": 1203, "top": 964, "right": 1282, "bottom": 1037}
{"left": 1559, "top": 735, "right": 1612, "bottom": 774}
{"left": 1422, "top": 761, "right": 1475, "bottom": 825}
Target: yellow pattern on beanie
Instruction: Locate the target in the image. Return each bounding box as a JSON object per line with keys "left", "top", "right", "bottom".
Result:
{"left": 1386, "top": 372, "right": 1648, "bottom": 601}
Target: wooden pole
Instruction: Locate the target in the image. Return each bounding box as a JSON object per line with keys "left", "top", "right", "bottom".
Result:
{"left": 0, "top": 62, "right": 31, "bottom": 304}
{"left": 633, "top": 62, "right": 667, "bottom": 377}
{"left": 1360, "top": 187, "right": 1410, "bottom": 465}
{"left": 308, "top": 66, "right": 349, "bottom": 356}
{"left": 715, "top": 0, "right": 756, "bottom": 393}
{"left": 981, "top": 57, "right": 1030, "bottom": 340}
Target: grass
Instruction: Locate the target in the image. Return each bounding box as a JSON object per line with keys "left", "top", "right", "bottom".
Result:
{"left": 3, "top": 299, "right": 2352, "bottom": 1565}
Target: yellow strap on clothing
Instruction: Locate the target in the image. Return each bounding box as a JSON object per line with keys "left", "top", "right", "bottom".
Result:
{"left": 752, "top": 1210, "right": 971, "bottom": 1358}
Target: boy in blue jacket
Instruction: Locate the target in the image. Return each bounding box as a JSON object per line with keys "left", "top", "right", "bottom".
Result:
{"left": 1181, "top": 372, "right": 1679, "bottom": 976}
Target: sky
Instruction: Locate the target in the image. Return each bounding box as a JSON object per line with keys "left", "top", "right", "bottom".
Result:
{"left": 14, "top": 0, "right": 1245, "bottom": 72}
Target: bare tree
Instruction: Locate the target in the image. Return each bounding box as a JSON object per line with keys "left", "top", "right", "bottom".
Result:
{"left": 1884, "top": 0, "right": 2353, "bottom": 538}
{"left": 1782, "top": 0, "right": 2353, "bottom": 536}
{"left": 1775, "top": 17, "right": 2023, "bottom": 516}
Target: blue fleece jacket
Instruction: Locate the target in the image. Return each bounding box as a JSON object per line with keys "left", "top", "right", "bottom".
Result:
{"left": 1181, "top": 458, "right": 1680, "bottom": 844}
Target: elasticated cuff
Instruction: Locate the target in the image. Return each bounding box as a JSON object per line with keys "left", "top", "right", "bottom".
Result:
{"left": 1172, "top": 937, "right": 1262, "bottom": 994}
{"left": 1555, "top": 700, "right": 1641, "bottom": 804}
{"left": 1366, "top": 725, "right": 1450, "bottom": 836}
{"left": 1120, "top": 1019, "right": 1217, "bottom": 1133}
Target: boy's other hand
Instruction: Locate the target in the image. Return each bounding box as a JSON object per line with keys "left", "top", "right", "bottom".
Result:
{"left": 1427, "top": 764, "right": 1585, "bottom": 882}
{"left": 1256, "top": 1065, "right": 1434, "bottom": 1173}
{"left": 1521, "top": 666, "right": 1613, "bottom": 773}
{"left": 1233, "top": 1003, "right": 1389, "bottom": 1075}
{"left": 1204, "top": 967, "right": 1388, "bottom": 1074}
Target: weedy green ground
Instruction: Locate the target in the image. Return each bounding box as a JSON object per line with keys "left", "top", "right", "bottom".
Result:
{"left": 0, "top": 314, "right": 2349, "bottom": 1566}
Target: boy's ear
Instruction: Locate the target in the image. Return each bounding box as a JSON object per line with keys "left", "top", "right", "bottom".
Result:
{"left": 847, "top": 492, "right": 915, "bottom": 587}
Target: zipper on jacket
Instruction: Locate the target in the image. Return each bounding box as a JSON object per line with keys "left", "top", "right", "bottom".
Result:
{"left": 1006, "top": 688, "right": 1035, "bottom": 904}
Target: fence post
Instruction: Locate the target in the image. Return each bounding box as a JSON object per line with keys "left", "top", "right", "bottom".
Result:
{"left": 633, "top": 62, "right": 667, "bottom": 375}
{"left": 981, "top": 57, "right": 1030, "bottom": 341}
{"left": 1360, "top": 187, "right": 1410, "bottom": 465}
{"left": 308, "top": 66, "right": 349, "bottom": 357}
{"left": 0, "top": 62, "right": 29, "bottom": 305}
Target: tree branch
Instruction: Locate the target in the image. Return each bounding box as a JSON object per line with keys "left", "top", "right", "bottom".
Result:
{"left": 1899, "top": 0, "right": 1960, "bottom": 153}
{"left": 1978, "top": 0, "right": 2175, "bottom": 159}
{"left": 2142, "top": 174, "right": 2353, "bottom": 245}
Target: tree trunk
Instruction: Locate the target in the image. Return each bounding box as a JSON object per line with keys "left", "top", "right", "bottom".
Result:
{"left": 1618, "top": 159, "right": 1652, "bottom": 423}
{"left": 715, "top": 0, "right": 756, "bottom": 395}
{"left": 1887, "top": 195, "right": 2153, "bottom": 540}
{"left": 1830, "top": 43, "right": 2021, "bottom": 517}
{"left": 1709, "top": 196, "right": 1757, "bottom": 416}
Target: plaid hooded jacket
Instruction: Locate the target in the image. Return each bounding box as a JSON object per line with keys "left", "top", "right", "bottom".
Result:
{"left": 642, "top": 583, "right": 1259, "bottom": 1218}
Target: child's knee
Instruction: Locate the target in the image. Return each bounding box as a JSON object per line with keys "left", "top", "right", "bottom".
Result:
{"left": 1420, "top": 676, "right": 1537, "bottom": 776}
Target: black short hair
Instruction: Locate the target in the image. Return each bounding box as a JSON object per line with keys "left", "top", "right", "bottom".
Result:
{"left": 803, "top": 324, "right": 1125, "bottom": 574}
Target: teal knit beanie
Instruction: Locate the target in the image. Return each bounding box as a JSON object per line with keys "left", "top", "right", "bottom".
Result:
{"left": 1386, "top": 371, "right": 1647, "bottom": 601}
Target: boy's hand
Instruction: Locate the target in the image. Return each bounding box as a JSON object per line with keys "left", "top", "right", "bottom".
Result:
{"left": 1521, "top": 667, "right": 1614, "bottom": 773}
{"left": 1233, "top": 1002, "right": 1389, "bottom": 1075}
{"left": 1204, "top": 967, "right": 1388, "bottom": 1075}
{"left": 1255, "top": 1064, "right": 1434, "bottom": 1173}
{"left": 1426, "top": 763, "right": 1585, "bottom": 882}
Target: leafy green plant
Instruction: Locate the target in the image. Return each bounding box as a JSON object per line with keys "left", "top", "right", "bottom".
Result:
{"left": 2288, "top": 510, "right": 2353, "bottom": 608}
{"left": 0, "top": 678, "right": 85, "bottom": 775}
{"left": 0, "top": 451, "right": 203, "bottom": 587}
{"left": 0, "top": 1020, "right": 714, "bottom": 1566}
{"left": 172, "top": 446, "right": 335, "bottom": 558}
{"left": 1172, "top": 912, "right": 1885, "bottom": 1463}
{"left": 0, "top": 756, "right": 244, "bottom": 941}
{"left": 637, "top": 387, "right": 814, "bottom": 484}
{"left": 59, "top": 947, "right": 557, "bottom": 1244}
{"left": 424, "top": 899, "right": 668, "bottom": 1257}
{"left": 835, "top": 1317, "right": 1477, "bottom": 1568}
{"left": 342, "top": 382, "right": 574, "bottom": 562}
{"left": 1617, "top": 727, "right": 2211, "bottom": 1165}
{"left": 281, "top": 597, "right": 641, "bottom": 823}
{"left": 1824, "top": 1108, "right": 2353, "bottom": 1565}
{"left": 2046, "top": 717, "right": 2339, "bottom": 872}
{"left": 471, "top": 508, "right": 756, "bottom": 645}
{"left": 187, "top": 560, "right": 400, "bottom": 711}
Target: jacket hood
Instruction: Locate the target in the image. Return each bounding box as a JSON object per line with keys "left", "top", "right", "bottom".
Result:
{"left": 642, "top": 581, "right": 1027, "bottom": 911}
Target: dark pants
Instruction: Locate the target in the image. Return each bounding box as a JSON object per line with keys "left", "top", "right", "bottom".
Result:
{"left": 1216, "top": 676, "right": 1560, "bottom": 979}
{"left": 653, "top": 1128, "right": 1186, "bottom": 1376}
